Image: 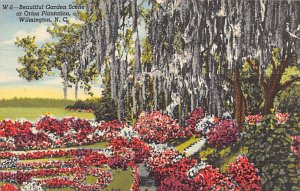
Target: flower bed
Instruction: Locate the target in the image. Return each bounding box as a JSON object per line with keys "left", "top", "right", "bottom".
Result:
{"left": 0, "top": 117, "right": 126, "bottom": 151}
{"left": 0, "top": 110, "right": 267, "bottom": 190}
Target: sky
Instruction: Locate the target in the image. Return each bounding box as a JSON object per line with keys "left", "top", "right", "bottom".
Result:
{"left": 0, "top": 0, "right": 100, "bottom": 100}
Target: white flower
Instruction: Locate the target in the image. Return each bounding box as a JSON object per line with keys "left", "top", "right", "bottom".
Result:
{"left": 21, "top": 181, "right": 45, "bottom": 191}
{"left": 47, "top": 133, "right": 60, "bottom": 142}
{"left": 187, "top": 161, "right": 208, "bottom": 177}
{"left": 195, "top": 115, "right": 215, "bottom": 133}
{"left": 118, "top": 126, "right": 139, "bottom": 140}
{"left": 94, "top": 129, "right": 105, "bottom": 137}
{"left": 30, "top": 127, "right": 39, "bottom": 134}
{"left": 149, "top": 143, "right": 175, "bottom": 153}
{"left": 102, "top": 148, "right": 113, "bottom": 157}
{"left": 89, "top": 120, "right": 99, "bottom": 127}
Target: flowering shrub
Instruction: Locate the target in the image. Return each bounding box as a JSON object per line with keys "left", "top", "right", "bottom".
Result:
{"left": 0, "top": 149, "right": 104, "bottom": 160}
{"left": 97, "top": 120, "right": 126, "bottom": 141}
{"left": 207, "top": 119, "right": 239, "bottom": 148}
{"left": 0, "top": 112, "right": 283, "bottom": 191}
{"left": 158, "top": 174, "right": 194, "bottom": 191}
{"left": 0, "top": 120, "right": 32, "bottom": 137}
{"left": 186, "top": 108, "right": 205, "bottom": 128}
{"left": 275, "top": 112, "right": 289, "bottom": 124}
{"left": 107, "top": 147, "right": 135, "bottom": 169}
{"left": 227, "top": 156, "right": 262, "bottom": 191}
{"left": 130, "top": 138, "right": 152, "bottom": 163}
{"left": 0, "top": 183, "right": 19, "bottom": 191}
{"left": 14, "top": 132, "right": 51, "bottom": 150}
{"left": 184, "top": 108, "right": 205, "bottom": 136}
{"left": 134, "top": 111, "right": 182, "bottom": 143}
{"left": 109, "top": 137, "right": 151, "bottom": 163}
{"left": 245, "top": 114, "right": 263, "bottom": 124}
{"left": 36, "top": 116, "right": 68, "bottom": 136}
{"left": 194, "top": 165, "right": 227, "bottom": 190}
{"left": 39, "top": 168, "right": 112, "bottom": 191}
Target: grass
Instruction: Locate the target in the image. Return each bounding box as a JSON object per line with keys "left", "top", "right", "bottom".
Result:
{"left": 0, "top": 107, "right": 94, "bottom": 120}
{"left": 78, "top": 142, "right": 109, "bottom": 149}
{"left": 0, "top": 98, "right": 75, "bottom": 108}
{"left": 105, "top": 169, "right": 133, "bottom": 191}
{"left": 21, "top": 158, "right": 71, "bottom": 163}
{"left": 85, "top": 175, "right": 98, "bottom": 184}
{"left": 47, "top": 188, "right": 75, "bottom": 191}
{"left": 176, "top": 136, "right": 200, "bottom": 152}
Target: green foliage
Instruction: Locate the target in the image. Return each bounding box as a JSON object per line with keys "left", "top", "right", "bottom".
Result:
{"left": 275, "top": 84, "right": 300, "bottom": 115}
{"left": 241, "top": 61, "right": 263, "bottom": 114}
{"left": 66, "top": 98, "right": 100, "bottom": 110}
{"left": 15, "top": 21, "right": 98, "bottom": 98}
{"left": 93, "top": 63, "right": 117, "bottom": 122}
{"left": 94, "top": 97, "right": 118, "bottom": 122}
{"left": 242, "top": 115, "right": 300, "bottom": 190}
{"left": 15, "top": 36, "right": 53, "bottom": 81}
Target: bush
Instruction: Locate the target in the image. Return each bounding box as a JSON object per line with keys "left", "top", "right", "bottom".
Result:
{"left": 65, "top": 98, "right": 100, "bottom": 111}
{"left": 133, "top": 111, "right": 182, "bottom": 143}
{"left": 227, "top": 156, "right": 262, "bottom": 191}
{"left": 207, "top": 119, "right": 240, "bottom": 148}
{"left": 242, "top": 115, "right": 300, "bottom": 191}
{"left": 93, "top": 98, "right": 118, "bottom": 122}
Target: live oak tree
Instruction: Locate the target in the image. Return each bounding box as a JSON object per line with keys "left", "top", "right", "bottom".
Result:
{"left": 74, "top": 0, "right": 300, "bottom": 123}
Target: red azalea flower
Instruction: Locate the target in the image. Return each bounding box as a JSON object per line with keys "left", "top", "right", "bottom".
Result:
{"left": 0, "top": 183, "right": 19, "bottom": 191}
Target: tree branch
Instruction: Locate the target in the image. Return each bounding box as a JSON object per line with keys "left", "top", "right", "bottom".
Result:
{"left": 280, "top": 76, "right": 300, "bottom": 91}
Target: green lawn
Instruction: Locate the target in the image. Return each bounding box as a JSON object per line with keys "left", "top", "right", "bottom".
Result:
{"left": 47, "top": 188, "right": 75, "bottom": 191}
{"left": 78, "top": 142, "right": 108, "bottom": 149}
{"left": 21, "top": 157, "right": 71, "bottom": 163}
{"left": 0, "top": 107, "right": 94, "bottom": 120}
{"left": 105, "top": 169, "right": 133, "bottom": 191}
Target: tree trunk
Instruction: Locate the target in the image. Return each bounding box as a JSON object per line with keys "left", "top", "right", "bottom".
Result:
{"left": 262, "top": 91, "right": 277, "bottom": 115}
{"left": 75, "top": 81, "right": 78, "bottom": 100}
{"left": 233, "top": 69, "right": 246, "bottom": 126}
{"left": 262, "top": 59, "right": 286, "bottom": 115}
{"left": 63, "top": 85, "right": 68, "bottom": 100}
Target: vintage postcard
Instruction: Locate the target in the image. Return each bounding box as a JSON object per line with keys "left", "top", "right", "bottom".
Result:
{"left": 0, "top": 0, "right": 299, "bottom": 191}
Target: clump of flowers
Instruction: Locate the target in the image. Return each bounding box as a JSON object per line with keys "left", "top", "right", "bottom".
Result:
{"left": 194, "top": 165, "right": 233, "bottom": 190}
{"left": 207, "top": 119, "right": 239, "bottom": 148}
{"left": 195, "top": 115, "right": 216, "bottom": 135}
{"left": 275, "top": 112, "right": 289, "bottom": 124}
{"left": 36, "top": 116, "right": 68, "bottom": 136}
{"left": 0, "top": 120, "right": 32, "bottom": 137}
{"left": 227, "top": 156, "right": 262, "bottom": 191}
{"left": 184, "top": 108, "right": 205, "bottom": 137}
{"left": 21, "top": 181, "right": 44, "bottom": 191}
{"left": 186, "top": 108, "right": 205, "bottom": 129}
{"left": 245, "top": 114, "right": 263, "bottom": 124}
{"left": 0, "top": 183, "right": 19, "bottom": 191}
{"left": 133, "top": 111, "right": 182, "bottom": 143}
{"left": 97, "top": 120, "right": 127, "bottom": 141}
